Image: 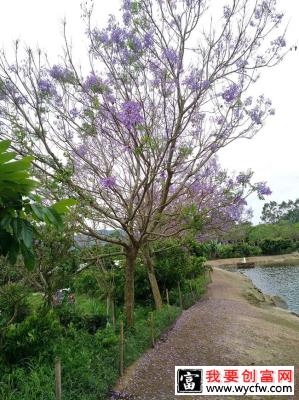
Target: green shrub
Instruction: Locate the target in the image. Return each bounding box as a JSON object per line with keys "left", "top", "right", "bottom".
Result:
{"left": 124, "top": 305, "right": 180, "bottom": 367}
{"left": 0, "top": 283, "right": 31, "bottom": 326}
{"left": 259, "top": 238, "right": 295, "bottom": 255}
{"left": 153, "top": 240, "right": 188, "bottom": 285}
{"left": 0, "top": 239, "right": 210, "bottom": 399}
{"left": 0, "top": 362, "right": 54, "bottom": 400}
{"left": 73, "top": 270, "right": 99, "bottom": 296}
{"left": 54, "top": 296, "right": 108, "bottom": 333}
{"left": 216, "top": 243, "right": 262, "bottom": 258}
{"left": 2, "top": 311, "right": 61, "bottom": 364}
{"left": 185, "top": 256, "right": 206, "bottom": 278}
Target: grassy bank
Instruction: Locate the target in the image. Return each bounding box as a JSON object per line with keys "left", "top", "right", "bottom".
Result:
{"left": 0, "top": 274, "right": 208, "bottom": 400}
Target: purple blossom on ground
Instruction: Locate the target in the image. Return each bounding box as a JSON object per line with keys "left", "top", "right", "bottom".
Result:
{"left": 101, "top": 176, "right": 117, "bottom": 189}
{"left": 222, "top": 83, "right": 240, "bottom": 102}
{"left": 119, "top": 101, "right": 144, "bottom": 130}
{"left": 38, "top": 79, "right": 56, "bottom": 96}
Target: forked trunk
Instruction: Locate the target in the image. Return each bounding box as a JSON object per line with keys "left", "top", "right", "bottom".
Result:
{"left": 143, "top": 246, "right": 163, "bottom": 310}
{"left": 124, "top": 247, "right": 137, "bottom": 327}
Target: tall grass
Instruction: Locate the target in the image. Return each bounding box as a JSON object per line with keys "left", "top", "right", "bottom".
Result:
{"left": 0, "top": 274, "right": 208, "bottom": 399}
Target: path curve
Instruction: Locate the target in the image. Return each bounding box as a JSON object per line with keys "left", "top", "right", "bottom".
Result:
{"left": 115, "top": 268, "right": 299, "bottom": 400}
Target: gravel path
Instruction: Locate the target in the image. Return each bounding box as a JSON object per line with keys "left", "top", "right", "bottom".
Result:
{"left": 115, "top": 268, "right": 299, "bottom": 400}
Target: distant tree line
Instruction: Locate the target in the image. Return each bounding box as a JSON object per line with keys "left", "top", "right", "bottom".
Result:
{"left": 261, "top": 199, "right": 299, "bottom": 224}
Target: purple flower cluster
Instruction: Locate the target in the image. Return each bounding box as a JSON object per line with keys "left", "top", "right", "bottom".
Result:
{"left": 49, "top": 65, "right": 73, "bottom": 81}
{"left": 250, "top": 107, "right": 263, "bottom": 125}
{"left": 223, "top": 5, "right": 231, "bottom": 19}
{"left": 201, "top": 80, "right": 210, "bottom": 90}
{"left": 236, "top": 59, "right": 248, "bottom": 69}
{"left": 101, "top": 176, "right": 117, "bottom": 189}
{"left": 0, "top": 80, "right": 27, "bottom": 105}
{"left": 163, "top": 48, "right": 178, "bottom": 66}
{"left": 128, "top": 34, "right": 143, "bottom": 52}
{"left": 271, "top": 36, "right": 286, "bottom": 48}
{"left": 236, "top": 172, "right": 251, "bottom": 185}
{"left": 183, "top": 69, "right": 201, "bottom": 91}
{"left": 271, "top": 13, "right": 284, "bottom": 23}
{"left": 184, "top": 77, "right": 198, "bottom": 92}
{"left": 111, "top": 27, "right": 128, "bottom": 46}
{"left": 76, "top": 144, "right": 88, "bottom": 157}
{"left": 215, "top": 116, "right": 225, "bottom": 125}
{"left": 256, "top": 182, "right": 272, "bottom": 197}
{"left": 119, "top": 101, "right": 144, "bottom": 130}
{"left": 83, "top": 73, "right": 109, "bottom": 94}
{"left": 244, "top": 96, "right": 253, "bottom": 106}
{"left": 222, "top": 83, "right": 240, "bottom": 103}
{"left": 255, "top": 55, "right": 266, "bottom": 66}
{"left": 123, "top": 11, "right": 132, "bottom": 25}
{"left": 144, "top": 32, "right": 153, "bottom": 49}
{"left": 123, "top": 0, "right": 132, "bottom": 11}
{"left": 84, "top": 74, "right": 98, "bottom": 91}
{"left": 38, "top": 79, "right": 56, "bottom": 96}
{"left": 93, "top": 28, "right": 110, "bottom": 45}
{"left": 70, "top": 108, "right": 80, "bottom": 118}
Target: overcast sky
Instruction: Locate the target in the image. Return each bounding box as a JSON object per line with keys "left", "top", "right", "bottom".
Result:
{"left": 0, "top": 0, "right": 298, "bottom": 224}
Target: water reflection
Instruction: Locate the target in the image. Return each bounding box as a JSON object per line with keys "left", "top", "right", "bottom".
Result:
{"left": 239, "top": 265, "right": 299, "bottom": 314}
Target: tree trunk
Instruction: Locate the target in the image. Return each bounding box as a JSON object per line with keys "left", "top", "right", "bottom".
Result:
{"left": 125, "top": 247, "right": 137, "bottom": 327}
{"left": 143, "top": 246, "right": 163, "bottom": 310}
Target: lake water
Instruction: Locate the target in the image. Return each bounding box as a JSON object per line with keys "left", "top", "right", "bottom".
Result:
{"left": 239, "top": 265, "right": 299, "bottom": 314}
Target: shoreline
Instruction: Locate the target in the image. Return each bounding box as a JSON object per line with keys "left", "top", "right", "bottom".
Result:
{"left": 205, "top": 252, "right": 299, "bottom": 268}
{"left": 211, "top": 257, "right": 299, "bottom": 317}
{"left": 233, "top": 267, "right": 297, "bottom": 316}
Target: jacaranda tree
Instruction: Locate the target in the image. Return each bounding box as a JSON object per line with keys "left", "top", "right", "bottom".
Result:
{"left": 140, "top": 157, "right": 270, "bottom": 309}
{"left": 0, "top": 0, "right": 285, "bottom": 325}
